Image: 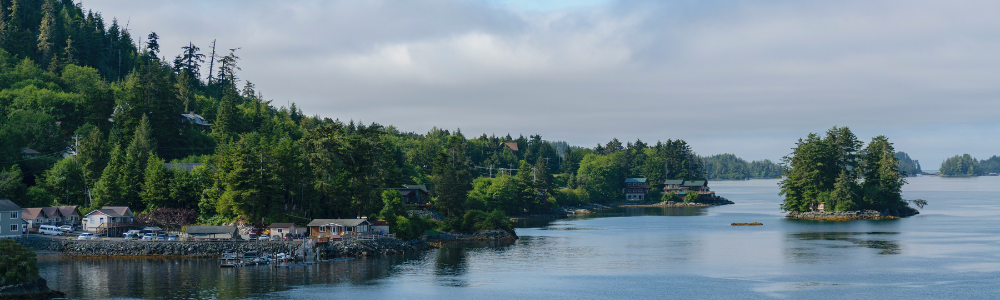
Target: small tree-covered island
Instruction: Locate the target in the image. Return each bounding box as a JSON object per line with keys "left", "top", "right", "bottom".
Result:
{"left": 779, "top": 126, "right": 921, "bottom": 220}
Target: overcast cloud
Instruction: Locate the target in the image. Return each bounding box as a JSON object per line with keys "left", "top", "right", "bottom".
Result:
{"left": 82, "top": 0, "right": 1000, "bottom": 166}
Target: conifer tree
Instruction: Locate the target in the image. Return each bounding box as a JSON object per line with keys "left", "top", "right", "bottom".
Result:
{"left": 92, "top": 145, "right": 125, "bottom": 208}
{"left": 140, "top": 155, "right": 170, "bottom": 211}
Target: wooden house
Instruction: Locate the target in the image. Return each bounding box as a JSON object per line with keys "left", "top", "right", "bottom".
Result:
{"left": 83, "top": 206, "right": 136, "bottom": 236}
{"left": 1, "top": 200, "right": 25, "bottom": 238}
{"left": 623, "top": 178, "right": 651, "bottom": 201}
{"left": 307, "top": 219, "right": 372, "bottom": 238}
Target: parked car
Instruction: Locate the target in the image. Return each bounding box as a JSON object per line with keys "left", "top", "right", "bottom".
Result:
{"left": 58, "top": 225, "right": 74, "bottom": 232}
{"left": 168, "top": 235, "right": 178, "bottom": 241}
{"left": 142, "top": 233, "right": 154, "bottom": 241}
{"left": 259, "top": 235, "right": 270, "bottom": 241}
{"left": 248, "top": 234, "right": 258, "bottom": 241}
{"left": 284, "top": 233, "right": 293, "bottom": 241}
{"left": 156, "top": 234, "right": 166, "bottom": 241}
{"left": 39, "top": 225, "right": 64, "bottom": 236}
{"left": 77, "top": 233, "right": 96, "bottom": 240}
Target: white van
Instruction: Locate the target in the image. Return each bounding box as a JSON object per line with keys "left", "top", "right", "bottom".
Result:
{"left": 39, "top": 225, "right": 63, "bottom": 236}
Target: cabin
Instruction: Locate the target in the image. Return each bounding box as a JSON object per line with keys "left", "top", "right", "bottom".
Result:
{"left": 682, "top": 180, "right": 709, "bottom": 193}
{"left": 267, "top": 223, "right": 302, "bottom": 238}
{"left": 307, "top": 219, "right": 372, "bottom": 238}
{"left": 21, "top": 148, "right": 41, "bottom": 159}
{"left": 663, "top": 180, "right": 685, "bottom": 192}
{"left": 387, "top": 185, "right": 431, "bottom": 206}
{"left": 623, "top": 178, "right": 651, "bottom": 201}
{"left": 83, "top": 206, "right": 136, "bottom": 236}
{"left": 1, "top": 200, "right": 25, "bottom": 238}
{"left": 186, "top": 226, "right": 239, "bottom": 240}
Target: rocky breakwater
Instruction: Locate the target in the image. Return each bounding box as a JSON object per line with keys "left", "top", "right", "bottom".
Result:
{"left": 18, "top": 238, "right": 302, "bottom": 258}
{"left": 426, "top": 229, "right": 519, "bottom": 244}
{"left": 786, "top": 207, "right": 919, "bottom": 221}
{"left": 318, "top": 238, "right": 433, "bottom": 259}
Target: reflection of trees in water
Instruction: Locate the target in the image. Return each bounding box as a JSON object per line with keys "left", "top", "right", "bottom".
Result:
{"left": 433, "top": 241, "right": 516, "bottom": 287}
{"left": 785, "top": 232, "right": 902, "bottom": 263}
{"left": 514, "top": 207, "right": 705, "bottom": 228}
{"left": 38, "top": 255, "right": 422, "bottom": 299}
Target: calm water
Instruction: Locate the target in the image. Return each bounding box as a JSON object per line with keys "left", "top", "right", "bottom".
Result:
{"left": 38, "top": 176, "right": 1000, "bottom": 299}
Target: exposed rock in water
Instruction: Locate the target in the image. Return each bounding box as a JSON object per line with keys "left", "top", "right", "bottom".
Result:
{"left": 786, "top": 207, "right": 919, "bottom": 220}
{"left": 0, "top": 278, "right": 65, "bottom": 299}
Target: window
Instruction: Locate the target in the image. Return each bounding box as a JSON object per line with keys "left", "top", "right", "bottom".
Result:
{"left": 9, "top": 224, "right": 16, "bottom": 232}
{"left": 346, "top": 227, "right": 353, "bottom": 232}
{"left": 277, "top": 229, "right": 283, "bottom": 233}
{"left": 319, "top": 226, "right": 325, "bottom": 232}
{"left": 9, "top": 212, "right": 16, "bottom": 219}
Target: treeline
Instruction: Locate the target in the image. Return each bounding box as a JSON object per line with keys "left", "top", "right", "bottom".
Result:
{"left": 894, "top": 152, "right": 921, "bottom": 176}
{"left": 939, "top": 154, "right": 1000, "bottom": 176}
{"left": 780, "top": 126, "right": 908, "bottom": 212}
{"left": 700, "top": 153, "right": 781, "bottom": 179}
{"left": 0, "top": 0, "right": 707, "bottom": 229}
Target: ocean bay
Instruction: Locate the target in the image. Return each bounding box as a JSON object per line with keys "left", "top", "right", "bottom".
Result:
{"left": 35, "top": 176, "right": 1000, "bottom": 299}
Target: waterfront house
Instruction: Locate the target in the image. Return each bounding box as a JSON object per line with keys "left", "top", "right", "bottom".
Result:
{"left": 1, "top": 200, "right": 25, "bottom": 238}
{"left": 307, "top": 219, "right": 372, "bottom": 238}
{"left": 663, "top": 180, "right": 685, "bottom": 192}
{"left": 267, "top": 223, "right": 301, "bottom": 237}
{"left": 186, "top": 226, "right": 239, "bottom": 240}
{"left": 371, "top": 221, "right": 390, "bottom": 234}
{"left": 623, "top": 178, "right": 651, "bottom": 201}
{"left": 22, "top": 207, "right": 48, "bottom": 229}
{"left": 682, "top": 180, "right": 709, "bottom": 193}
{"left": 52, "top": 206, "right": 82, "bottom": 226}
{"left": 83, "top": 206, "right": 136, "bottom": 236}
{"left": 387, "top": 184, "right": 431, "bottom": 206}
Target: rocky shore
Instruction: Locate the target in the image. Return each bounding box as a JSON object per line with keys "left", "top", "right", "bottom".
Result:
{"left": 0, "top": 278, "right": 65, "bottom": 300}
{"left": 318, "top": 238, "right": 435, "bottom": 259}
{"left": 786, "top": 207, "right": 919, "bottom": 221}
{"left": 17, "top": 238, "right": 302, "bottom": 258}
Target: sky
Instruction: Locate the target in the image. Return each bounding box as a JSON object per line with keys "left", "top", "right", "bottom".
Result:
{"left": 80, "top": 0, "right": 1000, "bottom": 167}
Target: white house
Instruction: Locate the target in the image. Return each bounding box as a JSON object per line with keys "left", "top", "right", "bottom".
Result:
{"left": 83, "top": 206, "right": 135, "bottom": 235}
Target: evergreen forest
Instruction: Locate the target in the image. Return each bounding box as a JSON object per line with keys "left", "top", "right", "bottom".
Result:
{"left": 939, "top": 154, "right": 1000, "bottom": 176}
{"left": 779, "top": 126, "right": 909, "bottom": 212}
{"left": 0, "top": 0, "right": 711, "bottom": 231}
{"left": 700, "top": 153, "right": 782, "bottom": 179}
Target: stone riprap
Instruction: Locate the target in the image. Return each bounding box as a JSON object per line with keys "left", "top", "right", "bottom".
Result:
{"left": 16, "top": 238, "right": 302, "bottom": 257}
{"left": 786, "top": 208, "right": 919, "bottom": 220}
{"left": 318, "top": 238, "right": 434, "bottom": 259}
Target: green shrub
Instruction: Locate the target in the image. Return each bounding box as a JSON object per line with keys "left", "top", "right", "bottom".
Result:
{"left": 683, "top": 191, "right": 700, "bottom": 203}
{"left": 0, "top": 239, "right": 38, "bottom": 286}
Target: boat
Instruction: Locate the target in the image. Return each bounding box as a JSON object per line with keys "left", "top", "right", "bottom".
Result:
{"left": 219, "top": 252, "right": 243, "bottom": 268}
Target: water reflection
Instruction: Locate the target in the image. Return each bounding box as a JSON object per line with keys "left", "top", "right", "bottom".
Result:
{"left": 514, "top": 206, "right": 707, "bottom": 229}
{"left": 785, "top": 232, "right": 902, "bottom": 263}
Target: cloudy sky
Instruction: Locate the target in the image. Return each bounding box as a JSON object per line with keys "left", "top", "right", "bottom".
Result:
{"left": 83, "top": 0, "right": 1000, "bottom": 167}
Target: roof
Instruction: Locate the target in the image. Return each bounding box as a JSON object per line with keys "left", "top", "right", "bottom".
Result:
{"left": 500, "top": 142, "right": 518, "bottom": 151}
{"left": 22, "top": 208, "right": 44, "bottom": 220}
{"left": 86, "top": 206, "right": 132, "bottom": 218}
{"left": 103, "top": 206, "right": 132, "bottom": 217}
{"left": 663, "top": 180, "right": 685, "bottom": 185}
{"left": 41, "top": 207, "right": 59, "bottom": 217}
{"left": 268, "top": 223, "right": 297, "bottom": 228}
{"left": 0, "top": 199, "right": 21, "bottom": 212}
{"left": 186, "top": 226, "right": 237, "bottom": 234}
{"left": 21, "top": 148, "right": 41, "bottom": 155}
{"left": 682, "top": 180, "right": 707, "bottom": 187}
{"left": 165, "top": 163, "right": 204, "bottom": 172}
{"left": 307, "top": 219, "right": 371, "bottom": 227}
{"left": 624, "top": 178, "right": 648, "bottom": 183}
{"left": 52, "top": 206, "right": 80, "bottom": 217}
{"left": 389, "top": 184, "right": 429, "bottom": 194}
{"left": 180, "top": 112, "right": 213, "bottom": 126}
{"left": 370, "top": 221, "right": 388, "bottom": 226}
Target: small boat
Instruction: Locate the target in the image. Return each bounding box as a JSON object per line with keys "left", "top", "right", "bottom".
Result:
{"left": 219, "top": 252, "right": 243, "bottom": 268}
{"left": 244, "top": 251, "right": 259, "bottom": 265}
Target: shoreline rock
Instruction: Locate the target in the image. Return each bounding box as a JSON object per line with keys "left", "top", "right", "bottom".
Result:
{"left": 16, "top": 238, "right": 302, "bottom": 258}
{"left": 786, "top": 207, "right": 919, "bottom": 221}
{"left": 0, "top": 278, "right": 65, "bottom": 300}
